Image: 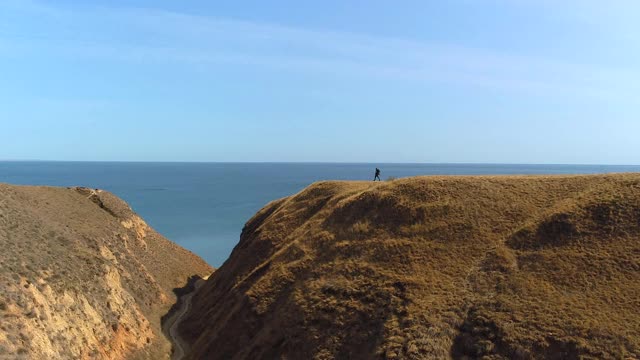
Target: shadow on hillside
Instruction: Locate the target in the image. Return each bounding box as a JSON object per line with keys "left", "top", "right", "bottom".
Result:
{"left": 160, "top": 275, "right": 204, "bottom": 337}
{"left": 450, "top": 307, "right": 582, "bottom": 360}
{"left": 450, "top": 307, "right": 511, "bottom": 359}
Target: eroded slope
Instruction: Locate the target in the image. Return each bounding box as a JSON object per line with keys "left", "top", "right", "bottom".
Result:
{"left": 0, "top": 184, "right": 212, "bottom": 359}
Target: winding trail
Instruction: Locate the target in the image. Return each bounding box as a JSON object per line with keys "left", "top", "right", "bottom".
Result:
{"left": 168, "top": 278, "right": 206, "bottom": 360}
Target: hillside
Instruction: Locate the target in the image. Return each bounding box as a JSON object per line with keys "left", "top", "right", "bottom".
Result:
{"left": 179, "top": 174, "right": 640, "bottom": 359}
{"left": 0, "top": 184, "right": 212, "bottom": 359}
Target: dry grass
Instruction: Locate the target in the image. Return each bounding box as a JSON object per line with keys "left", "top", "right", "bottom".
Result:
{"left": 181, "top": 174, "right": 640, "bottom": 359}
{"left": 0, "top": 184, "right": 212, "bottom": 359}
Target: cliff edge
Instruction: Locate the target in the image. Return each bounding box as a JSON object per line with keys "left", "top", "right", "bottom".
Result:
{"left": 180, "top": 174, "right": 639, "bottom": 359}
{"left": 0, "top": 184, "right": 212, "bottom": 359}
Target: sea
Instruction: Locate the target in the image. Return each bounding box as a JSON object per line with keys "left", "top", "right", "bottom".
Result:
{"left": 1, "top": 161, "right": 639, "bottom": 267}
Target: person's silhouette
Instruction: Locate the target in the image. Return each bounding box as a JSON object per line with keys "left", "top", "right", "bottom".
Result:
{"left": 374, "top": 168, "right": 381, "bottom": 181}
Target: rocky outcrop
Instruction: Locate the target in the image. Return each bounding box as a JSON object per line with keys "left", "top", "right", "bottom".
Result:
{"left": 179, "top": 174, "right": 640, "bottom": 359}
{"left": 0, "top": 184, "right": 212, "bottom": 359}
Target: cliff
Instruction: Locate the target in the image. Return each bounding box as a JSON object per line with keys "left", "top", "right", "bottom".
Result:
{"left": 0, "top": 184, "right": 212, "bottom": 359}
{"left": 179, "top": 174, "right": 640, "bottom": 359}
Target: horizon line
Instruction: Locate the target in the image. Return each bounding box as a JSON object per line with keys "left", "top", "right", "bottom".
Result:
{"left": 1, "top": 160, "right": 639, "bottom": 167}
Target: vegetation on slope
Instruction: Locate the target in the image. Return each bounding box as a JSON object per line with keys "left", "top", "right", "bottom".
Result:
{"left": 0, "top": 184, "right": 212, "bottom": 359}
{"left": 181, "top": 174, "right": 640, "bottom": 359}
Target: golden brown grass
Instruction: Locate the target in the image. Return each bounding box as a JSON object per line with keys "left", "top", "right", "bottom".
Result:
{"left": 0, "top": 184, "right": 212, "bottom": 359}
{"left": 181, "top": 174, "right": 640, "bottom": 359}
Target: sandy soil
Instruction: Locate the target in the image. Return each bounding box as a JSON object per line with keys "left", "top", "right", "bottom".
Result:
{"left": 0, "top": 184, "right": 212, "bottom": 359}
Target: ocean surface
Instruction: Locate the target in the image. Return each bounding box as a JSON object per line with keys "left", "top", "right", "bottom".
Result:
{"left": 2, "top": 162, "right": 639, "bottom": 267}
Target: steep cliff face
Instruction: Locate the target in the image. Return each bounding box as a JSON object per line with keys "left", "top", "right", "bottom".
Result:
{"left": 0, "top": 184, "right": 212, "bottom": 359}
{"left": 180, "top": 174, "right": 640, "bottom": 359}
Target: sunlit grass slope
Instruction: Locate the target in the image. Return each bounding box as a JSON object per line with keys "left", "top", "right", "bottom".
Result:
{"left": 181, "top": 174, "right": 639, "bottom": 359}
{"left": 0, "top": 184, "right": 212, "bottom": 359}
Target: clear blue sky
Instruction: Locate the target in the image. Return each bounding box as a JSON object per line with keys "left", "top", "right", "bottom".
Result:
{"left": 1, "top": 0, "right": 639, "bottom": 164}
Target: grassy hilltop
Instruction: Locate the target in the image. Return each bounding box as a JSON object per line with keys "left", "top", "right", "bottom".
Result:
{"left": 180, "top": 174, "right": 640, "bottom": 359}
{"left": 0, "top": 184, "right": 212, "bottom": 359}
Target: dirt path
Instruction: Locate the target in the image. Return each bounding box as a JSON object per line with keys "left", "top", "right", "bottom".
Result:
{"left": 168, "top": 278, "right": 205, "bottom": 360}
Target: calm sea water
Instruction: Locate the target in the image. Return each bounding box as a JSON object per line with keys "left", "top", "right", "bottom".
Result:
{"left": 1, "top": 162, "right": 639, "bottom": 266}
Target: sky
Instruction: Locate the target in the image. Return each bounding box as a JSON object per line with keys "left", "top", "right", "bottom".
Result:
{"left": 1, "top": 0, "right": 639, "bottom": 164}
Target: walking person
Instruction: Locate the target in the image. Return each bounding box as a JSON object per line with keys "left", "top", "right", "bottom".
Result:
{"left": 373, "top": 167, "right": 381, "bottom": 181}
